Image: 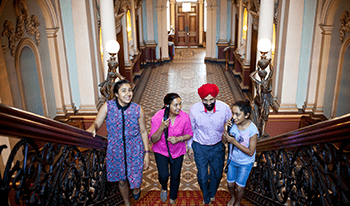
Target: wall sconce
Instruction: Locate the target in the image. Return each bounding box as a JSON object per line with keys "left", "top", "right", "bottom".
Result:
{"left": 182, "top": 2, "right": 191, "bottom": 12}
{"left": 99, "top": 40, "right": 124, "bottom": 102}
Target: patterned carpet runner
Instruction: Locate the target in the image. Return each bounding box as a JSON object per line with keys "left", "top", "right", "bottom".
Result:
{"left": 133, "top": 190, "right": 231, "bottom": 206}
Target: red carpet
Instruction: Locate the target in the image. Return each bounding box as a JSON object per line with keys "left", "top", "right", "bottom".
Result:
{"left": 133, "top": 190, "right": 231, "bottom": 206}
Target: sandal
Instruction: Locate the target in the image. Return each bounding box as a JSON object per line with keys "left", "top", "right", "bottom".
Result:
{"left": 133, "top": 189, "right": 141, "bottom": 200}
{"left": 160, "top": 190, "right": 168, "bottom": 202}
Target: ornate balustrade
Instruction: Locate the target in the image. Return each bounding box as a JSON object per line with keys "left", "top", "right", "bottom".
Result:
{"left": 245, "top": 113, "right": 350, "bottom": 206}
{"left": 0, "top": 104, "right": 124, "bottom": 206}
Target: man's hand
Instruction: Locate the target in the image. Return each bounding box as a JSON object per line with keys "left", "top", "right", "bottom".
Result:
{"left": 187, "top": 148, "right": 194, "bottom": 160}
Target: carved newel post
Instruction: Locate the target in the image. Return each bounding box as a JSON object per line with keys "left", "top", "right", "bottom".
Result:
{"left": 250, "top": 38, "right": 274, "bottom": 139}
{"left": 99, "top": 40, "right": 125, "bottom": 102}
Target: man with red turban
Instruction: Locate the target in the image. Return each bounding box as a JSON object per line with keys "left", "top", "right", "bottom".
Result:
{"left": 187, "top": 83, "right": 232, "bottom": 204}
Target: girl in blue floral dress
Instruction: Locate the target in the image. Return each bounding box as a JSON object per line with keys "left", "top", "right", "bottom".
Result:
{"left": 87, "top": 79, "right": 150, "bottom": 206}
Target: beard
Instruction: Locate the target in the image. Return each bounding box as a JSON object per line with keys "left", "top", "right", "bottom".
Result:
{"left": 203, "top": 101, "right": 215, "bottom": 111}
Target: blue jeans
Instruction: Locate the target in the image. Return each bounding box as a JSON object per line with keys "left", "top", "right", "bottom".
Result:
{"left": 226, "top": 161, "right": 253, "bottom": 187}
{"left": 192, "top": 141, "right": 225, "bottom": 204}
{"left": 154, "top": 153, "right": 184, "bottom": 200}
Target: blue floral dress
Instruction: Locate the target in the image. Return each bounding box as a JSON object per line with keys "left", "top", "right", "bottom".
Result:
{"left": 106, "top": 100, "right": 144, "bottom": 189}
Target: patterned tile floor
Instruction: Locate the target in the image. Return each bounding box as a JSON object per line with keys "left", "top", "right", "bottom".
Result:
{"left": 138, "top": 48, "right": 238, "bottom": 192}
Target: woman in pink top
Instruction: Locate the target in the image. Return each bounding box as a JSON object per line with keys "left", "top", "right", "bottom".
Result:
{"left": 149, "top": 93, "right": 193, "bottom": 204}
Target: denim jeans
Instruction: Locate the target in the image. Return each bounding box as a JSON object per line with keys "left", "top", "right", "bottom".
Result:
{"left": 226, "top": 161, "right": 253, "bottom": 187}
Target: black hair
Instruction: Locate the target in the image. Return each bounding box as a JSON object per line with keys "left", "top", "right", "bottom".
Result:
{"left": 233, "top": 100, "right": 251, "bottom": 119}
{"left": 113, "top": 79, "right": 130, "bottom": 95}
{"left": 162, "top": 93, "right": 181, "bottom": 109}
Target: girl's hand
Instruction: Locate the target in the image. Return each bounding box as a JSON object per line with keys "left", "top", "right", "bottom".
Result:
{"left": 144, "top": 153, "right": 150, "bottom": 170}
{"left": 161, "top": 118, "right": 170, "bottom": 130}
{"left": 86, "top": 125, "right": 96, "bottom": 137}
{"left": 167, "top": 136, "right": 179, "bottom": 144}
{"left": 226, "top": 133, "right": 237, "bottom": 145}
{"left": 226, "top": 118, "right": 233, "bottom": 128}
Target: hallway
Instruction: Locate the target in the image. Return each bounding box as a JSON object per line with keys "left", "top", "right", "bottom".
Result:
{"left": 131, "top": 48, "right": 254, "bottom": 205}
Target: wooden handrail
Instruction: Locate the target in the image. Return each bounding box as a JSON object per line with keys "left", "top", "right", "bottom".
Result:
{"left": 0, "top": 103, "right": 107, "bottom": 149}
{"left": 257, "top": 113, "right": 350, "bottom": 151}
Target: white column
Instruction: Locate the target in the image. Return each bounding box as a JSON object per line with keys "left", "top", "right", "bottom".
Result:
{"left": 303, "top": 1, "right": 323, "bottom": 112}
{"left": 230, "top": 4, "right": 237, "bottom": 46}
{"left": 257, "top": 0, "right": 274, "bottom": 59}
{"left": 0, "top": 38, "right": 14, "bottom": 106}
{"left": 48, "top": 1, "right": 76, "bottom": 115}
{"left": 218, "top": 0, "right": 227, "bottom": 42}
{"left": 205, "top": 6, "right": 212, "bottom": 58}
{"left": 243, "top": 13, "right": 253, "bottom": 65}
{"left": 170, "top": 0, "right": 176, "bottom": 31}
{"left": 122, "top": 14, "right": 131, "bottom": 66}
{"left": 313, "top": 25, "right": 333, "bottom": 114}
{"left": 206, "top": 5, "right": 217, "bottom": 59}
{"left": 137, "top": 7, "right": 145, "bottom": 47}
{"left": 198, "top": 0, "right": 204, "bottom": 45}
{"left": 46, "top": 28, "right": 66, "bottom": 116}
{"left": 236, "top": 0, "right": 243, "bottom": 52}
{"left": 72, "top": 0, "right": 98, "bottom": 113}
{"left": 276, "top": 0, "right": 304, "bottom": 112}
{"left": 157, "top": 5, "right": 168, "bottom": 59}
{"left": 131, "top": 0, "right": 138, "bottom": 54}
{"left": 100, "top": 0, "right": 117, "bottom": 77}
{"left": 146, "top": 0, "right": 156, "bottom": 44}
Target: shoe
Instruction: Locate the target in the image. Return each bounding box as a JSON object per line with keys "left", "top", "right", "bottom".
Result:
{"left": 210, "top": 197, "right": 215, "bottom": 202}
{"left": 133, "top": 189, "right": 141, "bottom": 200}
{"left": 160, "top": 190, "right": 168, "bottom": 202}
{"left": 170, "top": 199, "right": 176, "bottom": 204}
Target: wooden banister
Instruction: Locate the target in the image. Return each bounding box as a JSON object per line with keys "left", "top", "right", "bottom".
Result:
{"left": 0, "top": 104, "right": 127, "bottom": 206}
{"left": 256, "top": 113, "right": 350, "bottom": 151}
{"left": 245, "top": 113, "right": 350, "bottom": 206}
{"left": 0, "top": 103, "right": 107, "bottom": 149}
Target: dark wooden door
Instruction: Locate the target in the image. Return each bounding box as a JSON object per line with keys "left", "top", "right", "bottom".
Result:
{"left": 175, "top": 3, "right": 198, "bottom": 47}
{"left": 249, "top": 29, "right": 258, "bottom": 94}
{"left": 117, "top": 26, "right": 125, "bottom": 77}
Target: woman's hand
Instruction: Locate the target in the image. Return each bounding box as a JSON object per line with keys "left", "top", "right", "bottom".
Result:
{"left": 161, "top": 118, "right": 170, "bottom": 130}
{"left": 167, "top": 136, "right": 181, "bottom": 144}
{"left": 143, "top": 153, "right": 150, "bottom": 170}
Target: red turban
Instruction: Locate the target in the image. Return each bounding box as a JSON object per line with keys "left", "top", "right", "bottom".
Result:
{"left": 198, "top": 83, "right": 219, "bottom": 99}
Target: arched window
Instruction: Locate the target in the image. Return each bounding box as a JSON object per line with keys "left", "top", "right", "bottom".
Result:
{"left": 127, "top": 10, "right": 133, "bottom": 42}
{"left": 242, "top": 8, "right": 248, "bottom": 39}
{"left": 19, "top": 46, "right": 44, "bottom": 116}
{"left": 271, "top": 23, "right": 276, "bottom": 64}
{"left": 15, "top": 38, "right": 48, "bottom": 116}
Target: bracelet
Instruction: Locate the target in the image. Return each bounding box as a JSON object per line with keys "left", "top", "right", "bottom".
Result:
{"left": 181, "top": 136, "right": 183, "bottom": 142}
{"left": 144, "top": 150, "right": 150, "bottom": 153}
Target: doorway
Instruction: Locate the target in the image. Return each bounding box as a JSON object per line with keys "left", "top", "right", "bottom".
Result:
{"left": 175, "top": 2, "right": 198, "bottom": 47}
